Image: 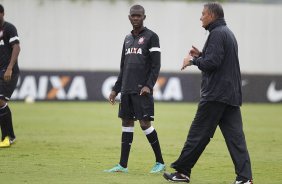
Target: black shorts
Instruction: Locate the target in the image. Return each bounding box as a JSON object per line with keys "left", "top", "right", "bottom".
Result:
{"left": 118, "top": 93, "right": 154, "bottom": 121}
{"left": 0, "top": 74, "right": 19, "bottom": 101}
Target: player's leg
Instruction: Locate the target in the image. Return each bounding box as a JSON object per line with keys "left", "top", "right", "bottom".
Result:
{"left": 105, "top": 94, "right": 135, "bottom": 172}
{"left": 140, "top": 120, "right": 164, "bottom": 165}
{"left": 133, "top": 93, "right": 165, "bottom": 173}
{"left": 0, "top": 75, "right": 18, "bottom": 148}
{"left": 139, "top": 119, "right": 165, "bottom": 173}
{"left": 219, "top": 105, "right": 252, "bottom": 183}
{"left": 165, "top": 101, "right": 226, "bottom": 181}
{"left": 0, "top": 100, "right": 15, "bottom": 147}
{"left": 119, "top": 119, "right": 134, "bottom": 169}
{"left": 0, "top": 100, "right": 15, "bottom": 139}
{"left": 0, "top": 99, "right": 9, "bottom": 140}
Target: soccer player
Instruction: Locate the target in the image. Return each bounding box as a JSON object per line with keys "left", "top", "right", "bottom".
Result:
{"left": 163, "top": 2, "right": 253, "bottom": 184}
{"left": 104, "top": 5, "right": 165, "bottom": 173}
{"left": 0, "top": 4, "right": 20, "bottom": 148}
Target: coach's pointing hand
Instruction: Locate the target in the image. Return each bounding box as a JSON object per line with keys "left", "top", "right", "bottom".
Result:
{"left": 189, "top": 45, "right": 201, "bottom": 57}
{"left": 109, "top": 91, "right": 117, "bottom": 105}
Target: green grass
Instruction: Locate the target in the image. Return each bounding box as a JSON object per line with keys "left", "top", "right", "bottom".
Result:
{"left": 1, "top": 102, "right": 282, "bottom": 184}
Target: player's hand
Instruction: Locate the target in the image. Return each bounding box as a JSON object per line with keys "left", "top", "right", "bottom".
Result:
{"left": 4, "top": 68, "right": 12, "bottom": 81}
{"left": 189, "top": 45, "right": 201, "bottom": 57}
{"left": 181, "top": 55, "right": 193, "bottom": 70}
{"left": 109, "top": 91, "right": 117, "bottom": 105}
{"left": 140, "top": 86, "right": 150, "bottom": 95}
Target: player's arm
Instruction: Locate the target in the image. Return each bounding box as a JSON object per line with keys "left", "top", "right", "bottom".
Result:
{"left": 109, "top": 42, "right": 125, "bottom": 104}
{"left": 191, "top": 31, "right": 224, "bottom": 72}
{"left": 4, "top": 25, "right": 20, "bottom": 81}
{"left": 141, "top": 33, "right": 161, "bottom": 95}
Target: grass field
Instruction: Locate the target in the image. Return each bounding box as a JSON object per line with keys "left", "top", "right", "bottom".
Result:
{"left": 0, "top": 102, "right": 282, "bottom": 184}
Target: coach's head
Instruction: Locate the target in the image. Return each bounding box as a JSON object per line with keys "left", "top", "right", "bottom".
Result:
{"left": 200, "top": 2, "right": 224, "bottom": 29}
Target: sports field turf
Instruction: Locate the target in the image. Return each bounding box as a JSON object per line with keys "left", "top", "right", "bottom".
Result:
{"left": 1, "top": 102, "right": 281, "bottom": 184}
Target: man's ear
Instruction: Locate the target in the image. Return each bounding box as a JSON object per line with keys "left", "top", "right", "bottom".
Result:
{"left": 210, "top": 12, "right": 216, "bottom": 20}
{"left": 143, "top": 15, "right": 146, "bottom": 20}
{"left": 128, "top": 15, "right": 131, "bottom": 20}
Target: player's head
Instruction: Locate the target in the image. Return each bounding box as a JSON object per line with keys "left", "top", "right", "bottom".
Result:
{"left": 201, "top": 2, "right": 224, "bottom": 28}
{"left": 0, "top": 4, "right": 4, "bottom": 22}
{"left": 128, "top": 5, "right": 146, "bottom": 29}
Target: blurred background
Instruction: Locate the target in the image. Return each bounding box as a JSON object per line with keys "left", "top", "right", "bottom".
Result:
{"left": 1, "top": 0, "right": 282, "bottom": 103}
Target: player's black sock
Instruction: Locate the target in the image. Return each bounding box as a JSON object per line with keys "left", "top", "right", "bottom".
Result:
{"left": 119, "top": 127, "right": 134, "bottom": 168}
{"left": 0, "top": 104, "right": 15, "bottom": 140}
{"left": 3, "top": 105, "right": 15, "bottom": 139}
{"left": 0, "top": 103, "right": 9, "bottom": 140}
{"left": 144, "top": 126, "right": 164, "bottom": 164}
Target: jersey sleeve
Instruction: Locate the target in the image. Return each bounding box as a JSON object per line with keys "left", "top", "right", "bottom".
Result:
{"left": 146, "top": 33, "right": 161, "bottom": 90}
{"left": 7, "top": 24, "right": 20, "bottom": 46}
{"left": 149, "top": 33, "right": 161, "bottom": 53}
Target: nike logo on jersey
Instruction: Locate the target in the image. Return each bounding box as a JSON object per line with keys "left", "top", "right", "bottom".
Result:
{"left": 125, "top": 47, "right": 142, "bottom": 55}
{"left": 267, "top": 81, "right": 282, "bottom": 102}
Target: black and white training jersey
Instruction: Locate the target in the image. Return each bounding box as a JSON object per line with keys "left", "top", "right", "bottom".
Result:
{"left": 0, "top": 21, "right": 20, "bottom": 75}
{"left": 113, "top": 27, "right": 161, "bottom": 94}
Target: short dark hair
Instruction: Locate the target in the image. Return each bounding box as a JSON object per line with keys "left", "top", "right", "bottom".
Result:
{"left": 0, "top": 4, "right": 4, "bottom": 13}
{"left": 204, "top": 2, "right": 224, "bottom": 19}
{"left": 130, "top": 4, "right": 145, "bottom": 14}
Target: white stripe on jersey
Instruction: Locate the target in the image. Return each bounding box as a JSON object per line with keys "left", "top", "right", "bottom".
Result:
{"left": 149, "top": 47, "right": 161, "bottom": 52}
{"left": 9, "top": 36, "right": 20, "bottom": 43}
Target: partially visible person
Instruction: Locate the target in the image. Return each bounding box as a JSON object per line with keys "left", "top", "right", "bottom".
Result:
{"left": 163, "top": 2, "right": 253, "bottom": 183}
{"left": 104, "top": 5, "right": 165, "bottom": 173}
{"left": 0, "top": 4, "right": 20, "bottom": 148}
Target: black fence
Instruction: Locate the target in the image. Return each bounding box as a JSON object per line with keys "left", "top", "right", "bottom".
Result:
{"left": 11, "top": 70, "right": 282, "bottom": 103}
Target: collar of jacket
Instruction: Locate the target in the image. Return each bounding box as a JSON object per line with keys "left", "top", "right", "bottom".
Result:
{"left": 205, "top": 18, "right": 226, "bottom": 32}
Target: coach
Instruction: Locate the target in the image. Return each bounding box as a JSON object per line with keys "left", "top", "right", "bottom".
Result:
{"left": 163, "top": 2, "right": 253, "bottom": 184}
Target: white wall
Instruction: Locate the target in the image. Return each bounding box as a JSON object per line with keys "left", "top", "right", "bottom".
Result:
{"left": 1, "top": 0, "right": 282, "bottom": 74}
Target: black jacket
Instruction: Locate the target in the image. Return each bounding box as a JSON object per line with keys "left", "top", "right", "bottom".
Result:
{"left": 192, "top": 18, "right": 242, "bottom": 106}
{"left": 113, "top": 27, "right": 161, "bottom": 94}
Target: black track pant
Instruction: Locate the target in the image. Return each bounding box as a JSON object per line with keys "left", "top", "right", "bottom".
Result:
{"left": 171, "top": 101, "right": 252, "bottom": 181}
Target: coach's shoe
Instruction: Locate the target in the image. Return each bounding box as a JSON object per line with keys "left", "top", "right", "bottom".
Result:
{"left": 0, "top": 136, "right": 11, "bottom": 148}
{"left": 163, "top": 172, "right": 190, "bottom": 183}
{"left": 234, "top": 179, "right": 253, "bottom": 184}
{"left": 150, "top": 162, "right": 166, "bottom": 173}
{"left": 104, "top": 164, "right": 128, "bottom": 173}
